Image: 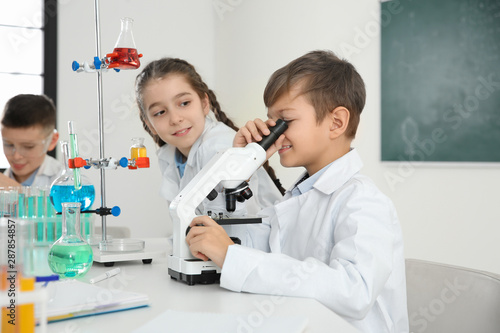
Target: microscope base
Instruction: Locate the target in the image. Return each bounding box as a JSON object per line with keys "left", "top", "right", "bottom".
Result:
{"left": 168, "top": 255, "right": 221, "bottom": 286}
{"left": 168, "top": 268, "right": 220, "bottom": 285}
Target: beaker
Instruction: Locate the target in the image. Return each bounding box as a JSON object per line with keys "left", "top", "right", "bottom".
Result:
{"left": 49, "top": 141, "right": 95, "bottom": 213}
{"left": 107, "top": 17, "right": 141, "bottom": 70}
{"left": 130, "top": 137, "right": 147, "bottom": 169}
{"left": 47, "top": 202, "right": 93, "bottom": 278}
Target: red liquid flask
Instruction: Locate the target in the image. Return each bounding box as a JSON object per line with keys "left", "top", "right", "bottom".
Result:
{"left": 107, "top": 17, "right": 142, "bottom": 70}
{"left": 107, "top": 48, "right": 141, "bottom": 69}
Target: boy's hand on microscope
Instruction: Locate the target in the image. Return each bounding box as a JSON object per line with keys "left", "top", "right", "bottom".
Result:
{"left": 233, "top": 118, "right": 285, "bottom": 159}
{"left": 186, "top": 216, "right": 234, "bottom": 268}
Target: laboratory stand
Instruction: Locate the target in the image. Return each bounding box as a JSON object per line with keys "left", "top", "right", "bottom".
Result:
{"left": 68, "top": 0, "right": 154, "bottom": 266}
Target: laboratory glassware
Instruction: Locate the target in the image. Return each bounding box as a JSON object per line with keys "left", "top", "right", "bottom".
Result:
{"left": 49, "top": 141, "right": 95, "bottom": 213}
{"left": 107, "top": 17, "right": 141, "bottom": 69}
{"left": 130, "top": 137, "right": 147, "bottom": 169}
{"left": 47, "top": 202, "right": 93, "bottom": 278}
{"left": 68, "top": 121, "right": 82, "bottom": 190}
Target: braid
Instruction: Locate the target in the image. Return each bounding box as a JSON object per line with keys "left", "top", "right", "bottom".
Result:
{"left": 207, "top": 89, "right": 239, "bottom": 132}
{"left": 262, "top": 161, "right": 286, "bottom": 195}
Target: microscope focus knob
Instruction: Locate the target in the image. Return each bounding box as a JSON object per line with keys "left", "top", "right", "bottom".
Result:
{"left": 207, "top": 189, "right": 218, "bottom": 201}
{"left": 240, "top": 187, "right": 253, "bottom": 200}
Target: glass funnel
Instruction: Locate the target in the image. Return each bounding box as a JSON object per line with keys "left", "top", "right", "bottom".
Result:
{"left": 107, "top": 17, "right": 141, "bottom": 69}
{"left": 47, "top": 202, "right": 93, "bottom": 278}
{"left": 49, "top": 141, "right": 95, "bottom": 213}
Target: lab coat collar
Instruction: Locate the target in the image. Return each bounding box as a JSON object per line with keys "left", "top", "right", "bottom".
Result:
{"left": 271, "top": 148, "right": 363, "bottom": 252}
{"left": 156, "top": 116, "right": 217, "bottom": 167}
{"left": 312, "top": 148, "right": 363, "bottom": 195}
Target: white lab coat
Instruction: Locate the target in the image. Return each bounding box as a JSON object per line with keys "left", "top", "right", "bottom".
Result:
{"left": 4, "top": 155, "right": 63, "bottom": 188}
{"left": 221, "top": 149, "right": 409, "bottom": 333}
{"left": 157, "top": 117, "right": 283, "bottom": 236}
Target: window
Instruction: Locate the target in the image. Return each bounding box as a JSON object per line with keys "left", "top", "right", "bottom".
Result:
{"left": 0, "top": 0, "right": 57, "bottom": 168}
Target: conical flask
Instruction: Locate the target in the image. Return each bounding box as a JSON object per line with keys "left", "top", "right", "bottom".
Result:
{"left": 49, "top": 141, "right": 95, "bottom": 213}
{"left": 107, "top": 17, "right": 141, "bottom": 69}
{"left": 47, "top": 202, "right": 93, "bottom": 278}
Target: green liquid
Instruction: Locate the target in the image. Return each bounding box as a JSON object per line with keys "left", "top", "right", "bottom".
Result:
{"left": 27, "top": 196, "right": 36, "bottom": 218}
{"left": 36, "top": 220, "right": 45, "bottom": 242}
{"left": 46, "top": 219, "right": 55, "bottom": 242}
{"left": 37, "top": 195, "right": 45, "bottom": 217}
{"left": 18, "top": 193, "right": 26, "bottom": 218}
{"left": 48, "top": 242, "right": 93, "bottom": 278}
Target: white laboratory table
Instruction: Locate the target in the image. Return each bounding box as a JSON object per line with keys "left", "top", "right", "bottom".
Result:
{"left": 44, "top": 239, "right": 359, "bottom": 333}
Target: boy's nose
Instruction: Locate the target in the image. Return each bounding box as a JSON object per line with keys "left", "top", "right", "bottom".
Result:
{"left": 12, "top": 149, "right": 24, "bottom": 159}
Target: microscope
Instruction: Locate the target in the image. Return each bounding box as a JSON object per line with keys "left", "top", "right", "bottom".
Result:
{"left": 168, "top": 119, "right": 288, "bottom": 285}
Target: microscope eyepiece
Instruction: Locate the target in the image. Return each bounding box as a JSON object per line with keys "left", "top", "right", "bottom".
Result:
{"left": 257, "top": 119, "right": 288, "bottom": 151}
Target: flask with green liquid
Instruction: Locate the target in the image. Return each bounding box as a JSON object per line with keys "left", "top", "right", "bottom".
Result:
{"left": 47, "top": 202, "right": 93, "bottom": 278}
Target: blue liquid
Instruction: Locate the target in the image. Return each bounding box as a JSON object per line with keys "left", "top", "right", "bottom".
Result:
{"left": 50, "top": 184, "right": 95, "bottom": 213}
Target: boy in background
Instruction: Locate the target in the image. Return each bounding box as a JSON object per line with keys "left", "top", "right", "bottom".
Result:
{"left": 0, "top": 94, "right": 61, "bottom": 187}
{"left": 186, "top": 50, "right": 408, "bottom": 332}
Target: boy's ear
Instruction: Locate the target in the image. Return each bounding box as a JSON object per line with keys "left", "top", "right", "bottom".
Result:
{"left": 328, "top": 106, "right": 350, "bottom": 139}
{"left": 47, "top": 130, "right": 59, "bottom": 151}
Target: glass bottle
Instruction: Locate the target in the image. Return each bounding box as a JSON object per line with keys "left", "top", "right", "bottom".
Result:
{"left": 47, "top": 202, "right": 93, "bottom": 278}
{"left": 49, "top": 141, "right": 95, "bottom": 213}
{"left": 107, "top": 17, "right": 141, "bottom": 69}
{"left": 130, "top": 137, "right": 147, "bottom": 169}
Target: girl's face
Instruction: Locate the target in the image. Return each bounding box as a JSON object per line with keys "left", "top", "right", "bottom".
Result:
{"left": 142, "top": 74, "right": 210, "bottom": 157}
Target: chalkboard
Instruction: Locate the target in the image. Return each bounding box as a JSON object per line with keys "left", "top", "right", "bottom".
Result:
{"left": 381, "top": 0, "right": 500, "bottom": 162}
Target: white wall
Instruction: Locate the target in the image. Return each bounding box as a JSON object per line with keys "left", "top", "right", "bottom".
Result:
{"left": 58, "top": 0, "right": 500, "bottom": 274}
{"left": 58, "top": 0, "right": 217, "bottom": 238}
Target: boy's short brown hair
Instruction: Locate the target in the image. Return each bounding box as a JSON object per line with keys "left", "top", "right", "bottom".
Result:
{"left": 263, "top": 50, "right": 366, "bottom": 138}
{"left": 2, "top": 94, "right": 57, "bottom": 133}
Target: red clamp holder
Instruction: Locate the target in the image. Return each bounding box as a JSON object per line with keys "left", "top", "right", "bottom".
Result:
{"left": 128, "top": 157, "right": 150, "bottom": 169}
{"left": 68, "top": 157, "right": 87, "bottom": 169}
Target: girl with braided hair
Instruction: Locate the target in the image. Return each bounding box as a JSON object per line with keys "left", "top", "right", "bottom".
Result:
{"left": 135, "top": 57, "right": 284, "bottom": 235}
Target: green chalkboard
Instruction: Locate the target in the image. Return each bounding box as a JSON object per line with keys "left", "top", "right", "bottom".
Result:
{"left": 381, "top": 0, "right": 500, "bottom": 162}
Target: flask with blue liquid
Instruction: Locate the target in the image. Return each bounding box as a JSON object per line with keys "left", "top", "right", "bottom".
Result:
{"left": 49, "top": 141, "right": 95, "bottom": 213}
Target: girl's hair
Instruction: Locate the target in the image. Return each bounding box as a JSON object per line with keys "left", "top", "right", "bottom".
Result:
{"left": 135, "top": 57, "right": 285, "bottom": 195}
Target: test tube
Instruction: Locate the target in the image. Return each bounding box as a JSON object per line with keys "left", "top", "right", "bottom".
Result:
{"left": 18, "top": 186, "right": 27, "bottom": 218}
{"left": 39, "top": 187, "right": 57, "bottom": 243}
{"left": 80, "top": 213, "right": 95, "bottom": 242}
{"left": 0, "top": 189, "right": 5, "bottom": 217}
{"left": 2, "top": 187, "right": 19, "bottom": 218}
{"left": 25, "top": 187, "right": 44, "bottom": 242}
{"left": 25, "top": 187, "right": 37, "bottom": 219}
{"left": 68, "top": 121, "right": 82, "bottom": 190}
